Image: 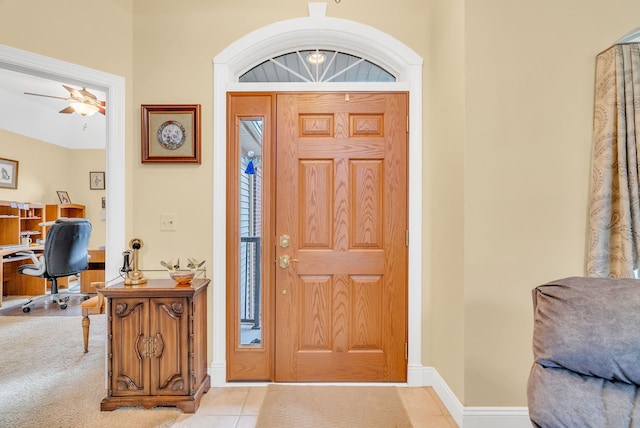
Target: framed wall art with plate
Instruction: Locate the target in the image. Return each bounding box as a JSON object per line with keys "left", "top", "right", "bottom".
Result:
{"left": 141, "top": 104, "right": 201, "bottom": 164}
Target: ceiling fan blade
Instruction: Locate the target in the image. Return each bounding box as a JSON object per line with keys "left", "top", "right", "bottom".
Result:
{"left": 62, "top": 84, "right": 81, "bottom": 97}
{"left": 59, "top": 106, "right": 75, "bottom": 114}
{"left": 24, "top": 92, "right": 68, "bottom": 101}
{"left": 98, "top": 106, "right": 106, "bottom": 115}
{"left": 78, "top": 87, "right": 98, "bottom": 101}
{"left": 63, "top": 84, "right": 99, "bottom": 102}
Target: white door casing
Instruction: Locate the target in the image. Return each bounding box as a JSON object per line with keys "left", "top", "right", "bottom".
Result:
{"left": 212, "top": 6, "right": 424, "bottom": 386}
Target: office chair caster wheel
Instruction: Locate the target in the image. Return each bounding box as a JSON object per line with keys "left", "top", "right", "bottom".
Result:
{"left": 22, "top": 307, "right": 30, "bottom": 313}
{"left": 60, "top": 304, "right": 67, "bottom": 309}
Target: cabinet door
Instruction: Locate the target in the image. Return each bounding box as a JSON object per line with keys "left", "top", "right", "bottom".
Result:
{"left": 149, "top": 297, "right": 189, "bottom": 396}
{"left": 111, "top": 297, "right": 150, "bottom": 396}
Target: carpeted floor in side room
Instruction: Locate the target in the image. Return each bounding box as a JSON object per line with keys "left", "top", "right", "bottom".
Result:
{"left": 0, "top": 314, "right": 180, "bottom": 428}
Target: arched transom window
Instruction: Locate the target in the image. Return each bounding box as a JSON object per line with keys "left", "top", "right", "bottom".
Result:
{"left": 239, "top": 49, "right": 396, "bottom": 83}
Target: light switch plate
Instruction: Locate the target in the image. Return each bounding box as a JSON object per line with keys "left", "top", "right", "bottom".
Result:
{"left": 160, "top": 213, "right": 176, "bottom": 231}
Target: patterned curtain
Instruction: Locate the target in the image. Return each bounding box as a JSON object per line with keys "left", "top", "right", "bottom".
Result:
{"left": 588, "top": 44, "right": 640, "bottom": 278}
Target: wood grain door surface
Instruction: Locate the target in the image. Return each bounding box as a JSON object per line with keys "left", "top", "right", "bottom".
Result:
{"left": 274, "top": 93, "right": 408, "bottom": 381}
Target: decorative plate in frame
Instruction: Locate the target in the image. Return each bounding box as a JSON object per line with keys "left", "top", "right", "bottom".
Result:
{"left": 141, "top": 104, "right": 201, "bottom": 164}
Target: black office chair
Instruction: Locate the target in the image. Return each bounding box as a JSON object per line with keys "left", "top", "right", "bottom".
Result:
{"left": 18, "top": 218, "right": 92, "bottom": 313}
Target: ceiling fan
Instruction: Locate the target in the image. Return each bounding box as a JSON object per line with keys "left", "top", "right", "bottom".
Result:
{"left": 24, "top": 84, "right": 106, "bottom": 116}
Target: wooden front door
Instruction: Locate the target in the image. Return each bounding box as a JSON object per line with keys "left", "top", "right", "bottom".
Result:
{"left": 274, "top": 92, "right": 408, "bottom": 381}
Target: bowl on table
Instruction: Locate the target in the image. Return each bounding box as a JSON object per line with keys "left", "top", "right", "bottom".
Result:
{"left": 169, "top": 270, "right": 195, "bottom": 285}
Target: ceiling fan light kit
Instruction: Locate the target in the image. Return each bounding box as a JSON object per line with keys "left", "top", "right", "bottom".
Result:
{"left": 70, "top": 102, "right": 100, "bottom": 116}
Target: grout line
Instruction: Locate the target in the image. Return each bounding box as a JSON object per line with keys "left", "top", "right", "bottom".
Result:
{"left": 239, "top": 387, "right": 251, "bottom": 416}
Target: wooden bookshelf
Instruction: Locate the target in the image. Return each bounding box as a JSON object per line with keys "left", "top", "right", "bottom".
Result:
{"left": 0, "top": 201, "right": 44, "bottom": 248}
{"left": 45, "top": 203, "right": 86, "bottom": 222}
{"left": 44, "top": 204, "right": 86, "bottom": 242}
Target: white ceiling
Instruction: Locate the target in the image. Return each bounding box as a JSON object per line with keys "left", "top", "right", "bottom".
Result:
{"left": 0, "top": 67, "right": 106, "bottom": 150}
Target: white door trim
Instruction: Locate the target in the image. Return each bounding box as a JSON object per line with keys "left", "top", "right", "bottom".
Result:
{"left": 212, "top": 7, "right": 423, "bottom": 386}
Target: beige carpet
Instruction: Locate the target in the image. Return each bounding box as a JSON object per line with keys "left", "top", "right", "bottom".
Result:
{"left": 0, "top": 314, "right": 180, "bottom": 428}
{"left": 256, "top": 384, "right": 413, "bottom": 428}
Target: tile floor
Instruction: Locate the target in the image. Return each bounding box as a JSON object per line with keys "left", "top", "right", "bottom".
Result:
{"left": 172, "top": 386, "right": 458, "bottom": 428}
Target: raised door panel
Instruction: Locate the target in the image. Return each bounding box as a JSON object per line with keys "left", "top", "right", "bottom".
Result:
{"left": 111, "top": 298, "right": 150, "bottom": 396}
{"left": 299, "top": 160, "right": 333, "bottom": 248}
{"left": 149, "top": 297, "right": 189, "bottom": 396}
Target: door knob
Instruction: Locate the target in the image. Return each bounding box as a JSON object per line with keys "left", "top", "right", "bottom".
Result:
{"left": 279, "top": 255, "right": 298, "bottom": 269}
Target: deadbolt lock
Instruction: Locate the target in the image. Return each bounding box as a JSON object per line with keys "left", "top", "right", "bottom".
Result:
{"left": 279, "top": 234, "right": 290, "bottom": 248}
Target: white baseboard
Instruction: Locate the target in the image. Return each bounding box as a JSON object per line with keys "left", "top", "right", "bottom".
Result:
{"left": 422, "top": 366, "right": 530, "bottom": 427}
{"left": 422, "top": 367, "right": 465, "bottom": 426}
{"left": 209, "top": 363, "right": 531, "bottom": 427}
{"left": 210, "top": 361, "right": 226, "bottom": 387}
{"left": 462, "top": 407, "right": 531, "bottom": 428}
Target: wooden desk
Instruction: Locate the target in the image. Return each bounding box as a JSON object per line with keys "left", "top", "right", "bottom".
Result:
{"left": 0, "top": 245, "right": 44, "bottom": 307}
{"left": 80, "top": 248, "right": 105, "bottom": 293}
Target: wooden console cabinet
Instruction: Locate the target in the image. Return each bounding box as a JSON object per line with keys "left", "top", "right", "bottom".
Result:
{"left": 97, "top": 278, "right": 210, "bottom": 413}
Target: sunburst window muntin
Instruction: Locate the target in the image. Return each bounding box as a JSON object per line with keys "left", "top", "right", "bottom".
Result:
{"left": 239, "top": 49, "right": 396, "bottom": 83}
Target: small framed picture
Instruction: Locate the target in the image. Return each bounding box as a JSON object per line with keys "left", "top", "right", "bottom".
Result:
{"left": 57, "top": 191, "right": 71, "bottom": 204}
{"left": 0, "top": 157, "right": 19, "bottom": 189}
{"left": 90, "top": 171, "right": 105, "bottom": 190}
{"left": 141, "top": 104, "right": 201, "bottom": 164}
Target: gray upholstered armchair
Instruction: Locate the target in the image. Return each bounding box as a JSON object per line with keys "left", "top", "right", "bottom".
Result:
{"left": 528, "top": 276, "right": 640, "bottom": 427}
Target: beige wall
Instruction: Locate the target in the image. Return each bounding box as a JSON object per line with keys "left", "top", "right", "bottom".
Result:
{"left": 0, "top": 129, "right": 105, "bottom": 248}
{"left": 3, "top": 0, "right": 639, "bottom": 408}
{"left": 464, "top": 0, "right": 640, "bottom": 406}
{"left": 425, "top": 0, "right": 466, "bottom": 402}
